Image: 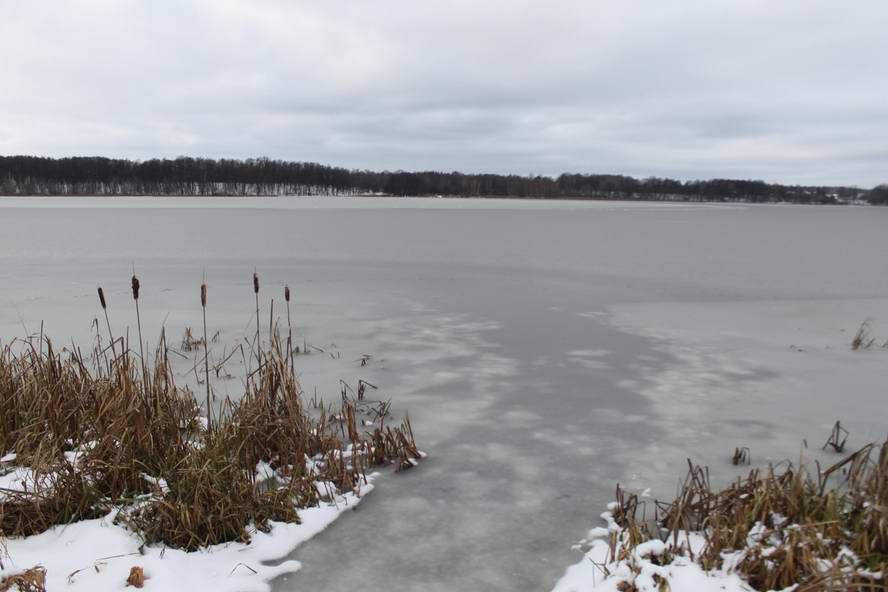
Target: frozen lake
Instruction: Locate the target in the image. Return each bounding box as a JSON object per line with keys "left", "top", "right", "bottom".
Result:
{"left": 1, "top": 196, "right": 886, "bottom": 591}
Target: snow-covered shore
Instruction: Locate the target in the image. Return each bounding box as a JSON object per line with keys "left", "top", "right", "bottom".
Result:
{"left": 0, "top": 479, "right": 374, "bottom": 592}
{"left": 553, "top": 507, "right": 752, "bottom": 592}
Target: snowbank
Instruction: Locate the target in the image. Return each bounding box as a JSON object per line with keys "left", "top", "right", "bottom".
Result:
{"left": 552, "top": 509, "right": 752, "bottom": 592}
{"left": 0, "top": 478, "right": 374, "bottom": 592}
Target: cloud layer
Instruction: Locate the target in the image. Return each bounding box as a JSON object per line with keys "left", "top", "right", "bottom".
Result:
{"left": 1, "top": 0, "right": 886, "bottom": 186}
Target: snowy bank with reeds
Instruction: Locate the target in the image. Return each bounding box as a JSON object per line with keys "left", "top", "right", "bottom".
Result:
{"left": 554, "top": 441, "right": 887, "bottom": 592}
{"left": 0, "top": 276, "right": 422, "bottom": 591}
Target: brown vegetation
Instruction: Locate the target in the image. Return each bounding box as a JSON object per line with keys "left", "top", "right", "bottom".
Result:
{"left": 0, "top": 566, "right": 46, "bottom": 592}
{"left": 0, "top": 283, "right": 421, "bottom": 552}
{"left": 610, "top": 437, "right": 888, "bottom": 590}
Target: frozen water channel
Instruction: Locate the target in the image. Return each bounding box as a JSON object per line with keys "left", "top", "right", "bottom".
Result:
{"left": 1, "top": 196, "right": 886, "bottom": 591}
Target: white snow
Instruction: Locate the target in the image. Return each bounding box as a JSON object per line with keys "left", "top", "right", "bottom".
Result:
{"left": 552, "top": 511, "right": 753, "bottom": 592}
{"left": 0, "top": 467, "right": 42, "bottom": 494}
{"left": 0, "top": 477, "right": 375, "bottom": 592}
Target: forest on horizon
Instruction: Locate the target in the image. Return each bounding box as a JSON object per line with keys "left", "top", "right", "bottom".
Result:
{"left": 2, "top": 155, "right": 886, "bottom": 205}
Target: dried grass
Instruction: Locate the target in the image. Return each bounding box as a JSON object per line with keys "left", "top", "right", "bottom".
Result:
{"left": 179, "top": 328, "right": 204, "bottom": 351}
{"left": 0, "top": 566, "right": 46, "bottom": 592}
{"left": 0, "top": 290, "right": 421, "bottom": 551}
{"left": 611, "top": 439, "right": 888, "bottom": 590}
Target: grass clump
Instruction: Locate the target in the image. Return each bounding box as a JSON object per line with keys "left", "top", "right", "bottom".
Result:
{"left": 605, "top": 439, "right": 888, "bottom": 590}
{"left": 0, "top": 464, "right": 104, "bottom": 538}
{"left": 119, "top": 438, "right": 301, "bottom": 550}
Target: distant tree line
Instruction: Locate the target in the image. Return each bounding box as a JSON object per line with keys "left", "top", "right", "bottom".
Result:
{"left": 0, "top": 155, "right": 883, "bottom": 204}
{"left": 869, "top": 184, "right": 888, "bottom": 205}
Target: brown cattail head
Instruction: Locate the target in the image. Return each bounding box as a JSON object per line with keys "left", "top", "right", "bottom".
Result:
{"left": 131, "top": 275, "right": 140, "bottom": 300}
{"left": 201, "top": 282, "right": 207, "bottom": 308}
{"left": 98, "top": 287, "right": 107, "bottom": 310}
{"left": 284, "top": 285, "right": 290, "bottom": 302}
{"left": 253, "top": 272, "right": 259, "bottom": 294}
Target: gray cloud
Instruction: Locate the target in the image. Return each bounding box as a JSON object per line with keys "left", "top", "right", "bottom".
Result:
{"left": 1, "top": 0, "right": 886, "bottom": 186}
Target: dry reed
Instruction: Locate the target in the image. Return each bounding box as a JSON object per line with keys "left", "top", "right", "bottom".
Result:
{"left": 201, "top": 280, "right": 211, "bottom": 432}
{"left": 284, "top": 285, "right": 294, "bottom": 372}
{"left": 609, "top": 439, "right": 888, "bottom": 590}
{"left": 0, "top": 285, "right": 421, "bottom": 552}
{"left": 0, "top": 566, "right": 46, "bottom": 592}
{"left": 253, "top": 272, "right": 261, "bottom": 367}
{"left": 97, "top": 286, "right": 116, "bottom": 357}
{"left": 852, "top": 319, "right": 888, "bottom": 351}
{"left": 823, "top": 420, "right": 849, "bottom": 453}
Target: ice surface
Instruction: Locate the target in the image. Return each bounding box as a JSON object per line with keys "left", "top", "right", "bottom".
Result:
{"left": 0, "top": 197, "right": 886, "bottom": 591}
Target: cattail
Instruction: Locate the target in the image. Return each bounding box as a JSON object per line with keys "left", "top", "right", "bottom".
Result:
{"left": 201, "top": 280, "right": 212, "bottom": 433}
{"left": 285, "top": 284, "right": 293, "bottom": 371}
{"left": 131, "top": 273, "right": 147, "bottom": 391}
{"left": 98, "top": 286, "right": 115, "bottom": 357}
{"left": 253, "top": 271, "right": 261, "bottom": 367}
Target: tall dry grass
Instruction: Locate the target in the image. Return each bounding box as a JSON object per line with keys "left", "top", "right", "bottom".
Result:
{"left": 0, "top": 281, "right": 421, "bottom": 552}
{"left": 609, "top": 439, "right": 888, "bottom": 590}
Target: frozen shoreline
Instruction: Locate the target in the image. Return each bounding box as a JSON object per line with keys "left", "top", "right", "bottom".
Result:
{"left": 2, "top": 197, "right": 887, "bottom": 590}
{"left": 552, "top": 298, "right": 888, "bottom": 590}
{"left": 0, "top": 481, "right": 374, "bottom": 592}
{"left": 552, "top": 507, "right": 751, "bottom": 592}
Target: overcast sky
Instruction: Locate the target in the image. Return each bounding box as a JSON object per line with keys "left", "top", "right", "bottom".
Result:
{"left": 1, "top": 1, "right": 885, "bottom": 186}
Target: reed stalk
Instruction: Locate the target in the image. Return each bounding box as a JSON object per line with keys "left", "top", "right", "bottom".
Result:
{"left": 97, "top": 286, "right": 116, "bottom": 357}
{"left": 131, "top": 274, "right": 148, "bottom": 390}
{"left": 201, "top": 280, "right": 211, "bottom": 433}
{"left": 269, "top": 298, "right": 274, "bottom": 349}
{"left": 606, "top": 439, "right": 888, "bottom": 590}
{"left": 253, "top": 271, "right": 261, "bottom": 368}
{"left": 285, "top": 285, "right": 293, "bottom": 373}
